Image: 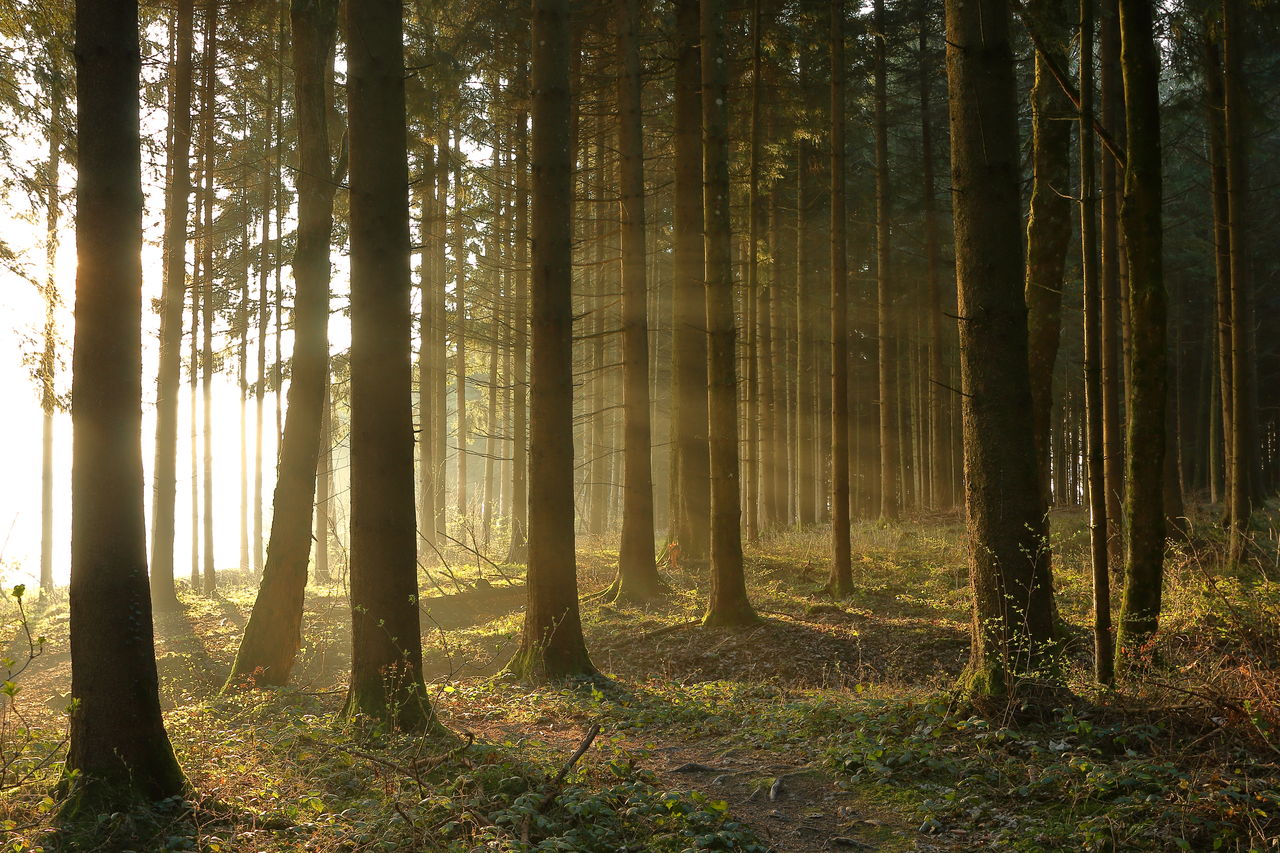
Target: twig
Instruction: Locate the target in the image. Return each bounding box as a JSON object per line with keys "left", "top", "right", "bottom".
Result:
{"left": 537, "top": 723, "right": 602, "bottom": 812}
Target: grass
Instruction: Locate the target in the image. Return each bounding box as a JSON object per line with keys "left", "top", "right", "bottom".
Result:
{"left": 0, "top": 506, "right": 1276, "bottom": 851}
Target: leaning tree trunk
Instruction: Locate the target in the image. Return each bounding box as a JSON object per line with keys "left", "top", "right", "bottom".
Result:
{"left": 63, "top": 0, "right": 186, "bottom": 811}
{"left": 702, "top": 0, "right": 757, "bottom": 628}
{"left": 343, "top": 0, "right": 436, "bottom": 729}
{"left": 609, "top": 0, "right": 665, "bottom": 603}
{"left": 227, "top": 0, "right": 339, "bottom": 690}
{"left": 507, "top": 0, "right": 596, "bottom": 680}
{"left": 1116, "top": 0, "right": 1167, "bottom": 666}
{"left": 944, "top": 0, "right": 1058, "bottom": 701}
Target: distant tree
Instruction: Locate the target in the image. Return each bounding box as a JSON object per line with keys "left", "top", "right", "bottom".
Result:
{"left": 507, "top": 0, "right": 596, "bottom": 679}
{"left": 62, "top": 0, "right": 185, "bottom": 810}
{"left": 344, "top": 0, "right": 436, "bottom": 728}
{"left": 944, "top": 0, "right": 1058, "bottom": 700}
{"left": 228, "top": 0, "right": 340, "bottom": 690}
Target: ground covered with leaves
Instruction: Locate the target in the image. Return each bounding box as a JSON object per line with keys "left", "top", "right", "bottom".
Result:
{"left": 0, "top": 508, "right": 1277, "bottom": 851}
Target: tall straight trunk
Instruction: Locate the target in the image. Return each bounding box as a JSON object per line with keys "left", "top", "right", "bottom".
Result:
{"left": 434, "top": 127, "right": 449, "bottom": 539}
{"left": 453, "top": 129, "right": 469, "bottom": 529}
{"left": 239, "top": 202, "right": 250, "bottom": 576}
{"left": 873, "top": 0, "right": 897, "bottom": 521}
{"left": 1024, "top": 0, "right": 1074, "bottom": 507}
{"left": 669, "top": 0, "right": 711, "bottom": 563}
{"left": 190, "top": 217, "right": 200, "bottom": 589}
{"left": 1079, "top": 0, "right": 1112, "bottom": 686}
{"left": 758, "top": 159, "right": 779, "bottom": 530}
{"left": 39, "top": 70, "right": 63, "bottom": 594}
{"left": 253, "top": 72, "right": 274, "bottom": 580}
{"left": 828, "top": 0, "right": 852, "bottom": 598}
{"left": 64, "top": 0, "right": 185, "bottom": 809}
{"left": 769, "top": 183, "right": 790, "bottom": 526}
{"left": 610, "top": 0, "right": 664, "bottom": 602}
{"left": 150, "top": 0, "right": 193, "bottom": 608}
{"left": 1222, "top": 0, "right": 1256, "bottom": 560}
{"left": 199, "top": 3, "right": 217, "bottom": 596}
{"left": 507, "top": 101, "right": 530, "bottom": 564}
{"left": 1203, "top": 35, "right": 1234, "bottom": 518}
{"left": 588, "top": 134, "right": 609, "bottom": 535}
{"left": 945, "top": 0, "right": 1057, "bottom": 700}
{"left": 1099, "top": 0, "right": 1125, "bottom": 566}
{"left": 344, "top": 0, "right": 435, "bottom": 729}
{"left": 702, "top": 0, "right": 757, "bottom": 628}
{"left": 920, "top": 13, "right": 947, "bottom": 511}
{"left": 228, "top": 0, "right": 338, "bottom": 689}
{"left": 743, "top": 0, "right": 763, "bottom": 543}
{"left": 418, "top": 141, "right": 439, "bottom": 555}
{"left": 1116, "top": 0, "right": 1167, "bottom": 662}
{"left": 507, "top": 0, "right": 595, "bottom": 679}
{"left": 794, "top": 120, "right": 816, "bottom": 524}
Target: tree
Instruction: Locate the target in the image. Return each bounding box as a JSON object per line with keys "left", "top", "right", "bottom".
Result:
{"left": 228, "top": 0, "right": 340, "bottom": 689}
{"left": 1116, "top": 0, "right": 1167, "bottom": 664}
{"left": 873, "top": 0, "right": 898, "bottom": 521}
{"left": 828, "top": 0, "right": 852, "bottom": 599}
{"left": 668, "top": 0, "right": 711, "bottom": 565}
{"left": 150, "top": 0, "right": 193, "bottom": 610}
{"left": 506, "top": 0, "right": 596, "bottom": 680}
{"left": 701, "top": 0, "right": 757, "bottom": 628}
{"left": 608, "top": 0, "right": 666, "bottom": 603}
{"left": 344, "top": 0, "right": 436, "bottom": 729}
{"left": 63, "top": 0, "right": 185, "bottom": 810}
{"left": 944, "top": 0, "right": 1057, "bottom": 699}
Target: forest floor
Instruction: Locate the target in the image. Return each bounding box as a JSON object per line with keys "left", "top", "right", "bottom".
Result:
{"left": 0, "top": 509, "right": 1278, "bottom": 851}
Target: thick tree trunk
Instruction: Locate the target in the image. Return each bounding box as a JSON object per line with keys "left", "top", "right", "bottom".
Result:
{"left": 610, "top": 0, "right": 665, "bottom": 603}
{"left": 227, "top": 0, "right": 338, "bottom": 690}
{"left": 944, "top": 0, "right": 1057, "bottom": 700}
{"left": 344, "top": 0, "right": 435, "bottom": 729}
{"left": 1116, "top": 0, "right": 1167, "bottom": 664}
{"left": 828, "top": 0, "right": 852, "bottom": 599}
{"left": 668, "top": 0, "right": 710, "bottom": 564}
{"left": 64, "top": 0, "right": 185, "bottom": 809}
{"left": 507, "top": 0, "right": 595, "bottom": 680}
{"left": 702, "top": 0, "right": 757, "bottom": 628}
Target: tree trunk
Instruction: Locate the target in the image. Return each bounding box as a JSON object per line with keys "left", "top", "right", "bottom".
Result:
{"left": 1079, "top": 0, "right": 1113, "bottom": 686}
{"left": 40, "top": 68, "right": 63, "bottom": 595}
{"left": 610, "top": 0, "right": 665, "bottom": 603}
{"left": 64, "top": 0, "right": 185, "bottom": 810}
{"left": 874, "top": 0, "right": 897, "bottom": 521}
{"left": 944, "top": 0, "right": 1057, "bottom": 700}
{"left": 701, "top": 0, "right": 757, "bottom": 628}
{"left": 315, "top": 377, "right": 332, "bottom": 584}
{"left": 920, "top": 12, "right": 948, "bottom": 512}
{"left": 1099, "top": 0, "right": 1125, "bottom": 567}
{"left": 507, "top": 99, "right": 530, "bottom": 565}
{"left": 228, "top": 0, "right": 338, "bottom": 690}
{"left": 1203, "top": 33, "right": 1233, "bottom": 521}
{"left": 418, "top": 141, "right": 439, "bottom": 557}
{"left": 828, "top": 0, "right": 852, "bottom": 598}
{"left": 343, "top": 0, "right": 436, "bottom": 729}
{"left": 507, "top": 0, "right": 595, "bottom": 680}
{"left": 1116, "top": 0, "right": 1167, "bottom": 664}
{"left": 668, "top": 0, "right": 710, "bottom": 564}
{"left": 199, "top": 3, "right": 217, "bottom": 596}
{"left": 454, "top": 128, "right": 469, "bottom": 531}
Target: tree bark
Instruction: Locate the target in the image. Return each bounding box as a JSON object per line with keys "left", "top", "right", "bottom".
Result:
{"left": 874, "top": 0, "right": 897, "bottom": 521}
{"left": 507, "top": 0, "right": 595, "bottom": 680}
{"left": 944, "top": 0, "right": 1058, "bottom": 700}
{"left": 344, "top": 0, "right": 436, "bottom": 729}
{"left": 64, "top": 0, "right": 185, "bottom": 809}
{"left": 828, "top": 0, "right": 852, "bottom": 599}
{"left": 1099, "top": 0, "right": 1125, "bottom": 567}
{"left": 199, "top": 3, "right": 217, "bottom": 596}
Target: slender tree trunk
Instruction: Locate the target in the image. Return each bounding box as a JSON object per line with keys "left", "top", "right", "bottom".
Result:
{"left": 1116, "top": 0, "right": 1167, "bottom": 664}
{"left": 315, "top": 376, "right": 332, "bottom": 584}
{"left": 434, "top": 127, "right": 449, "bottom": 540}
{"left": 669, "top": 0, "right": 710, "bottom": 564}
{"left": 610, "top": 0, "right": 665, "bottom": 603}
{"left": 920, "top": 13, "right": 947, "bottom": 512}
{"left": 64, "top": 0, "right": 185, "bottom": 809}
{"left": 945, "top": 0, "right": 1057, "bottom": 700}
{"left": 1079, "top": 0, "right": 1113, "bottom": 686}
{"left": 1099, "top": 0, "right": 1125, "bottom": 567}
{"left": 344, "top": 0, "right": 436, "bottom": 729}
{"left": 743, "top": 0, "right": 764, "bottom": 544}
{"left": 199, "top": 3, "right": 217, "bottom": 596}
{"left": 507, "top": 0, "right": 595, "bottom": 679}
{"left": 1203, "top": 34, "right": 1234, "bottom": 521}
{"left": 873, "top": 0, "right": 897, "bottom": 521}
{"left": 589, "top": 134, "right": 609, "bottom": 536}
{"left": 454, "top": 130, "right": 469, "bottom": 530}
{"left": 702, "top": 0, "right": 757, "bottom": 628}
{"left": 418, "top": 141, "right": 439, "bottom": 557}
{"left": 39, "top": 70, "right": 63, "bottom": 595}
{"left": 828, "top": 0, "right": 852, "bottom": 599}
{"left": 228, "top": 0, "right": 338, "bottom": 689}
{"left": 507, "top": 100, "right": 530, "bottom": 564}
